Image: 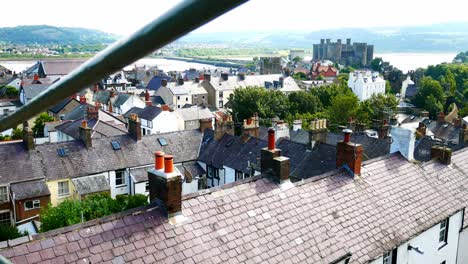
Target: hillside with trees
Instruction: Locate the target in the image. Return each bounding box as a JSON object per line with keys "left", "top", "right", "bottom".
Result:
{"left": 0, "top": 25, "right": 118, "bottom": 44}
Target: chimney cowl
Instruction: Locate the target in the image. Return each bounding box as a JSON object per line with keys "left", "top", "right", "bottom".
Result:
{"left": 155, "top": 151, "right": 165, "bottom": 170}
{"left": 343, "top": 129, "right": 352, "bottom": 143}
{"left": 268, "top": 127, "right": 276, "bottom": 150}
{"left": 164, "top": 155, "right": 174, "bottom": 173}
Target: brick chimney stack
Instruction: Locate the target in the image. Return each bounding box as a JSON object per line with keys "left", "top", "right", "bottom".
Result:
{"left": 378, "top": 119, "right": 390, "bottom": 139}
{"left": 22, "top": 124, "right": 35, "bottom": 151}
{"left": 79, "top": 95, "right": 87, "bottom": 105}
{"left": 336, "top": 129, "right": 363, "bottom": 177}
{"left": 199, "top": 118, "right": 213, "bottom": 133}
{"left": 87, "top": 106, "right": 99, "bottom": 120}
{"left": 128, "top": 113, "right": 142, "bottom": 141}
{"left": 241, "top": 113, "right": 260, "bottom": 142}
{"left": 308, "top": 119, "right": 328, "bottom": 149}
{"left": 147, "top": 154, "right": 183, "bottom": 216}
{"left": 79, "top": 120, "right": 92, "bottom": 149}
{"left": 260, "top": 128, "right": 291, "bottom": 183}
{"left": 431, "top": 145, "right": 452, "bottom": 165}
{"left": 108, "top": 101, "right": 113, "bottom": 113}
{"left": 110, "top": 89, "right": 115, "bottom": 98}
{"left": 214, "top": 115, "right": 235, "bottom": 141}
{"left": 33, "top": 74, "right": 39, "bottom": 81}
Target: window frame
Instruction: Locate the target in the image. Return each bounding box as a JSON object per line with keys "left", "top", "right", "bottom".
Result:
{"left": 25, "top": 200, "right": 41, "bottom": 211}
{"left": 0, "top": 210, "right": 11, "bottom": 226}
{"left": 115, "top": 170, "right": 127, "bottom": 187}
{"left": 438, "top": 217, "right": 449, "bottom": 249}
{"left": 383, "top": 248, "right": 397, "bottom": 264}
{"left": 0, "top": 185, "right": 8, "bottom": 203}
{"left": 58, "top": 181, "right": 70, "bottom": 197}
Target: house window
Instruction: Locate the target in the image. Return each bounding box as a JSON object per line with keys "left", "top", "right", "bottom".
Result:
{"left": 58, "top": 181, "right": 69, "bottom": 197}
{"left": 0, "top": 211, "right": 10, "bottom": 226}
{"left": 235, "top": 170, "right": 243, "bottom": 181}
{"left": 219, "top": 91, "right": 223, "bottom": 98}
{"left": 147, "top": 120, "right": 153, "bottom": 128}
{"left": 25, "top": 200, "right": 40, "bottom": 210}
{"left": 177, "top": 96, "right": 180, "bottom": 100}
{"left": 383, "top": 248, "right": 397, "bottom": 264}
{"left": 439, "top": 217, "right": 449, "bottom": 247}
{"left": 202, "top": 96, "right": 205, "bottom": 99}
{"left": 178, "top": 105, "right": 181, "bottom": 109}
{"left": 0, "top": 186, "right": 7, "bottom": 202}
{"left": 441, "top": 261, "right": 446, "bottom": 264}
{"left": 194, "top": 94, "right": 198, "bottom": 99}
{"left": 206, "top": 165, "right": 220, "bottom": 187}
{"left": 145, "top": 182, "right": 150, "bottom": 192}
{"left": 219, "top": 101, "right": 223, "bottom": 108}
{"left": 186, "top": 97, "right": 188, "bottom": 102}
{"left": 116, "top": 170, "right": 126, "bottom": 186}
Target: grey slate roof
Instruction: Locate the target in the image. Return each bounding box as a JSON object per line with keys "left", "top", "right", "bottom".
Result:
{"left": 289, "top": 129, "right": 309, "bottom": 145}
{"left": 72, "top": 175, "right": 110, "bottom": 195}
{"left": 123, "top": 107, "right": 144, "bottom": 119}
{"left": 413, "top": 136, "right": 465, "bottom": 162}
{"left": 130, "top": 166, "right": 153, "bottom": 183}
{"left": 326, "top": 132, "right": 391, "bottom": 160}
{"left": 423, "top": 120, "right": 462, "bottom": 144}
{"left": 138, "top": 105, "right": 162, "bottom": 120}
{"left": 63, "top": 104, "right": 94, "bottom": 120}
{"left": 21, "top": 84, "right": 51, "bottom": 100}
{"left": 113, "top": 93, "right": 131, "bottom": 108}
{"left": 176, "top": 106, "right": 213, "bottom": 121}
{"left": 291, "top": 143, "right": 336, "bottom": 179}
{"left": 9, "top": 179, "right": 50, "bottom": 200}
{"left": 0, "top": 130, "right": 203, "bottom": 183}
{"left": 93, "top": 90, "right": 111, "bottom": 104}
{"left": 49, "top": 98, "right": 74, "bottom": 113}
{"left": 2, "top": 149, "right": 468, "bottom": 264}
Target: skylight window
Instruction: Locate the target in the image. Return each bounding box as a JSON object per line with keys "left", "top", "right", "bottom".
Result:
{"left": 57, "top": 148, "right": 68, "bottom": 157}
{"left": 111, "top": 141, "right": 121, "bottom": 150}
{"left": 158, "top": 138, "right": 168, "bottom": 146}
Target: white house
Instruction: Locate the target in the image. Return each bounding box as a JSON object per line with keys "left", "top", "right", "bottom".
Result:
{"left": 400, "top": 75, "right": 415, "bottom": 99}
{"left": 111, "top": 93, "right": 146, "bottom": 116}
{"left": 370, "top": 210, "right": 463, "bottom": 264}
{"left": 348, "top": 71, "right": 385, "bottom": 101}
{"left": 156, "top": 79, "right": 208, "bottom": 109}
{"left": 138, "top": 105, "right": 183, "bottom": 135}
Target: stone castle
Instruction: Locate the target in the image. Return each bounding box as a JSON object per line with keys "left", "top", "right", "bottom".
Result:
{"left": 313, "top": 38, "right": 374, "bottom": 66}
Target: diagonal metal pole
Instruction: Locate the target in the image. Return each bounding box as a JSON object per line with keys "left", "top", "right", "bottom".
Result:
{"left": 0, "top": 0, "right": 248, "bottom": 131}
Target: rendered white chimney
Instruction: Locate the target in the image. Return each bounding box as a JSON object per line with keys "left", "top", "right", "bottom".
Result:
{"left": 390, "top": 126, "right": 415, "bottom": 161}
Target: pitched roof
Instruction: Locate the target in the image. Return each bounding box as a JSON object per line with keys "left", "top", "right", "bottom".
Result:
{"left": 413, "top": 136, "right": 465, "bottom": 162}
{"left": 423, "top": 120, "right": 462, "bottom": 144}
{"left": 123, "top": 107, "right": 144, "bottom": 119}
{"left": 48, "top": 98, "right": 75, "bottom": 113}
{"left": 93, "top": 90, "right": 111, "bottom": 104}
{"left": 56, "top": 118, "right": 128, "bottom": 140}
{"left": 175, "top": 106, "right": 213, "bottom": 121}
{"left": 146, "top": 75, "right": 172, "bottom": 91}
{"left": 3, "top": 149, "right": 468, "bottom": 263}
{"left": 63, "top": 103, "right": 94, "bottom": 120}
{"left": 40, "top": 60, "right": 85, "bottom": 76}
{"left": 0, "top": 130, "right": 203, "bottom": 183}
{"left": 72, "top": 175, "right": 110, "bottom": 195}
{"left": 112, "top": 93, "right": 131, "bottom": 108}
{"left": 21, "top": 84, "right": 51, "bottom": 100}
{"left": 326, "top": 132, "right": 391, "bottom": 160}
{"left": 9, "top": 179, "right": 50, "bottom": 200}
{"left": 150, "top": 95, "right": 165, "bottom": 105}
{"left": 203, "top": 74, "right": 300, "bottom": 93}
{"left": 138, "top": 105, "right": 162, "bottom": 120}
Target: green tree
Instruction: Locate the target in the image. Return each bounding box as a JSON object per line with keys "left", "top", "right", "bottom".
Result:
{"left": 370, "top": 57, "right": 384, "bottom": 72}
{"left": 4, "top": 86, "right": 19, "bottom": 98}
{"left": 0, "top": 225, "right": 28, "bottom": 242}
{"left": 32, "top": 113, "right": 54, "bottom": 137}
{"left": 11, "top": 127, "right": 22, "bottom": 140}
{"left": 413, "top": 77, "right": 446, "bottom": 117}
{"left": 292, "top": 72, "right": 307, "bottom": 80}
{"left": 310, "top": 84, "right": 352, "bottom": 108}
{"left": 362, "top": 93, "right": 398, "bottom": 121}
{"left": 316, "top": 74, "right": 324, "bottom": 81}
{"left": 292, "top": 56, "right": 302, "bottom": 63}
{"left": 326, "top": 93, "right": 360, "bottom": 126}
{"left": 287, "top": 91, "right": 322, "bottom": 115}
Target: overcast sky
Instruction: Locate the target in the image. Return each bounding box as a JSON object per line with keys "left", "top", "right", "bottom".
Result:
{"left": 1, "top": 0, "right": 468, "bottom": 35}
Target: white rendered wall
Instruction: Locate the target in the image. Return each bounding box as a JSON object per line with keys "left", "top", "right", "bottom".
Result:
{"left": 458, "top": 228, "right": 468, "bottom": 264}
{"left": 369, "top": 210, "right": 463, "bottom": 264}
{"left": 390, "top": 126, "right": 415, "bottom": 161}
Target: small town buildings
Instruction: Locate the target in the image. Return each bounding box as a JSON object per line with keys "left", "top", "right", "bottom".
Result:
{"left": 19, "top": 83, "right": 51, "bottom": 105}
{"left": 156, "top": 78, "right": 208, "bottom": 109}
{"left": 400, "top": 75, "right": 416, "bottom": 98}
{"left": 347, "top": 70, "right": 386, "bottom": 101}
{"left": 201, "top": 73, "right": 301, "bottom": 110}
{"left": 138, "top": 105, "right": 183, "bottom": 135}
{"left": 23, "top": 59, "right": 85, "bottom": 81}
{"left": 175, "top": 105, "right": 214, "bottom": 130}
{"left": 259, "top": 57, "right": 283, "bottom": 74}
{"left": 310, "top": 61, "right": 338, "bottom": 79}
{"left": 110, "top": 93, "right": 146, "bottom": 115}
{"left": 47, "top": 98, "right": 80, "bottom": 120}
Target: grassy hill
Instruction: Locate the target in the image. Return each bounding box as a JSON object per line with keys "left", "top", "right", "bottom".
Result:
{"left": 0, "top": 25, "right": 118, "bottom": 45}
